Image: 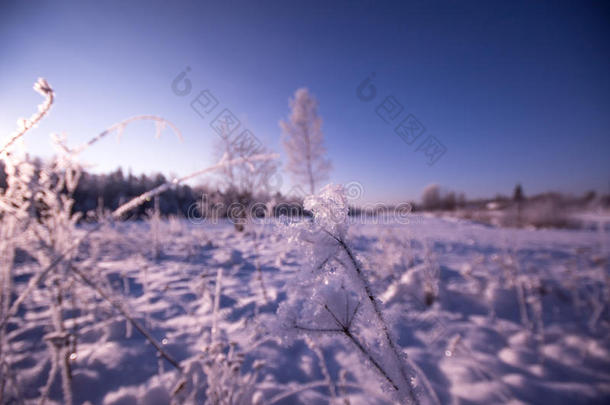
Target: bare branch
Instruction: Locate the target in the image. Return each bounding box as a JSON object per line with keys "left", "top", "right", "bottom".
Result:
{"left": 66, "top": 115, "right": 183, "bottom": 154}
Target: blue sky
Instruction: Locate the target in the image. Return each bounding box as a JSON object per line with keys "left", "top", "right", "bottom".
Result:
{"left": 1, "top": 1, "right": 609, "bottom": 203}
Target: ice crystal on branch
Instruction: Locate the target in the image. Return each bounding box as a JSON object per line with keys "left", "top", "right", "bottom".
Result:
{"left": 304, "top": 183, "right": 349, "bottom": 238}
{"left": 275, "top": 184, "right": 430, "bottom": 404}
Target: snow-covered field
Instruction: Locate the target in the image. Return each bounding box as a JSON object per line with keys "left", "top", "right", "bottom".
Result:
{"left": 6, "top": 211, "right": 610, "bottom": 405}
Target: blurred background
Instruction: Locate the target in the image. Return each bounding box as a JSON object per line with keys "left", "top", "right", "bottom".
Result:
{"left": 1, "top": 0, "right": 609, "bottom": 227}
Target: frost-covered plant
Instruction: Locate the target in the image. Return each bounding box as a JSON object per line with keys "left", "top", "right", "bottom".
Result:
{"left": 172, "top": 265, "right": 265, "bottom": 405}
{"left": 146, "top": 195, "right": 163, "bottom": 260}
{"left": 1, "top": 78, "right": 54, "bottom": 156}
{"left": 29, "top": 149, "right": 84, "bottom": 405}
{"left": 460, "top": 254, "right": 497, "bottom": 319}
{"left": 494, "top": 245, "right": 530, "bottom": 328}
{"left": 276, "top": 184, "right": 434, "bottom": 404}
{"left": 0, "top": 78, "right": 279, "bottom": 403}
{"left": 15, "top": 164, "right": 80, "bottom": 405}
{"left": 0, "top": 153, "right": 36, "bottom": 403}
{"left": 0, "top": 79, "right": 81, "bottom": 405}
{"left": 523, "top": 273, "right": 545, "bottom": 352}
{"left": 376, "top": 229, "right": 415, "bottom": 280}
{"left": 1, "top": 80, "right": 54, "bottom": 365}
{"left": 494, "top": 241, "right": 549, "bottom": 355}
{"left": 252, "top": 225, "right": 271, "bottom": 306}
{"left": 172, "top": 341, "right": 265, "bottom": 405}
{"left": 206, "top": 342, "right": 263, "bottom": 405}
{"left": 421, "top": 241, "right": 440, "bottom": 307}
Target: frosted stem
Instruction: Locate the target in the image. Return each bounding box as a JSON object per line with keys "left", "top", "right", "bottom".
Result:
{"left": 38, "top": 349, "right": 58, "bottom": 405}
{"left": 305, "top": 336, "right": 336, "bottom": 399}
{"left": 1, "top": 78, "right": 54, "bottom": 156}
{"left": 211, "top": 268, "right": 223, "bottom": 343}
{"left": 326, "top": 230, "right": 420, "bottom": 404}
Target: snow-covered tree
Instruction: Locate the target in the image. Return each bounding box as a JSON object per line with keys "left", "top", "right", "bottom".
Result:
{"left": 421, "top": 184, "right": 441, "bottom": 210}
{"left": 280, "top": 88, "right": 331, "bottom": 194}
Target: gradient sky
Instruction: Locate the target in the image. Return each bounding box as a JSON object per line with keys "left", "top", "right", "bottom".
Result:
{"left": 1, "top": 0, "right": 609, "bottom": 203}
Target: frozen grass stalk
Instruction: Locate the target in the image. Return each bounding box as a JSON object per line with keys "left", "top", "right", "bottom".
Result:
{"left": 211, "top": 267, "right": 223, "bottom": 343}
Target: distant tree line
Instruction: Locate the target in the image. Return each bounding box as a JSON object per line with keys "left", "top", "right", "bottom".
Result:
{"left": 415, "top": 182, "right": 610, "bottom": 229}
{"left": 0, "top": 159, "right": 305, "bottom": 221}
{"left": 416, "top": 182, "right": 608, "bottom": 212}
{"left": 0, "top": 159, "right": 199, "bottom": 219}
{"left": 2, "top": 159, "right": 608, "bottom": 226}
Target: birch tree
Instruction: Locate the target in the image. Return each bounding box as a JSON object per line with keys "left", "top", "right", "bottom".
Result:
{"left": 280, "top": 88, "right": 331, "bottom": 194}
